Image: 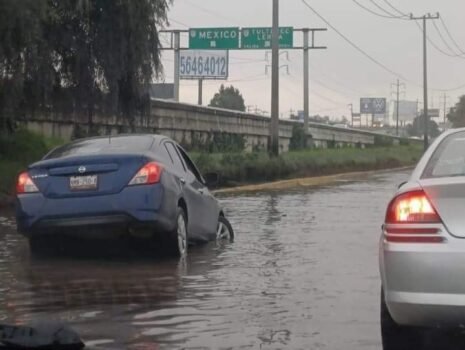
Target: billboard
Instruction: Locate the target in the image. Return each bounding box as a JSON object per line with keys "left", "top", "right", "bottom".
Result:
{"left": 390, "top": 100, "right": 418, "bottom": 124}
{"left": 360, "top": 98, "right": 387, "bottom": 114}
{"left": 180, "top": 50, "right": 229, "bottom": 80}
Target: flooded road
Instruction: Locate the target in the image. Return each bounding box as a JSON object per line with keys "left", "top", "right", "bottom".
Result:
{"left": 0, "top": 170, "right": 410, "bottom": 349}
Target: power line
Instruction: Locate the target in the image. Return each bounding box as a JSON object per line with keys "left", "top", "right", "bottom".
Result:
{"left": 439, "top": 16, "right": 465, "bottom": 55}
{"left": 310, "top": 89, "right": 349, "bottom": 106}
{"left": 168, "top": 17, "right": 189, "bottom": 28}
{"left": 431, "top": 82, "right": 465, "bottom": 93}
{"left": 413, "top": 20, "right": 465, "bottom": 59}
{"left": 281, "top": 74, "right": 349, "bottom": 112}
{"left": 368, "top": 0, "right": 407, "bottom": 18}
{"left": 355, "top": 0, "right": 465, "bottom": 61}
{"left": 183, "top": 0, "right": 236, "bottom": 24}
{"left": 312, "top": 78, "right": 358, "bottom": 99}
{"left": 288, "top": 52, "right": 364, "bottom": 98}
{"left": 303, "top": 1, "right": 465, "bottom": 93}
{"left": 381, "top": 0, "right": 409, "bottom": 17}
{"left": 351, "top": 0, "right": 406, "bottom": 19}
{"left": 432, "top": 20, "right": 464, "bottom": 57}
{"left": 301, "top": 0, "right": 412, "bottom": 83}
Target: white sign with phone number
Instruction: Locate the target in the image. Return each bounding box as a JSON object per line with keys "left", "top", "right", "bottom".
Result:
{"left": 180, "top": 50, "right": 229, "bottom": 80}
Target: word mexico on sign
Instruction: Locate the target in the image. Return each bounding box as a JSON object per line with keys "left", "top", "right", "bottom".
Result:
{"left": 189, "top": 28, "right": 240, "bottom": 49}
{"left": 241, "top": 27, "right": 294, "bottom": 49}
{"left": 360, "top": 98, "right": 387, "bottom": 114}
{"left": 180, "top": 50, "right": 229, "bottom": 80}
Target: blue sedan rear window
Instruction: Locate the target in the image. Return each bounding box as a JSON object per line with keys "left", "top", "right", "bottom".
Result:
{"left": 45, "top": 136, "right": 154, "bottom": 159}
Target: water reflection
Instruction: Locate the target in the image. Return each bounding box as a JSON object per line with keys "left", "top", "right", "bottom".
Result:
{"left": 0, "top": 170, "right": 412, "bottom": 349}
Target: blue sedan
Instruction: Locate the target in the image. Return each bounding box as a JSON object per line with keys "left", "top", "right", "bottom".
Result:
{"left": 15, "top": 134, "right": 234, "bottom": 256}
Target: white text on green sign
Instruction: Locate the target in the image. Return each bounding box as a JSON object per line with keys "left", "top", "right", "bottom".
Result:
{"left": 241, "top": 27, "right": 293, "bottom": 49}
{"left": 189, "top": 28, "right": 240, "bottom": 49}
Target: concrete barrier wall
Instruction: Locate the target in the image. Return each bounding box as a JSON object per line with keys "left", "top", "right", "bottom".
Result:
{"left": 19, "top": 99, "right": 415, "bottom": 151}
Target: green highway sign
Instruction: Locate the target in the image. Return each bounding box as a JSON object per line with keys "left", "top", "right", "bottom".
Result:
{"left": 241, "top": 27, "right": 293, "bottom": 49}
{"left": 189, "top": 27, "right": 240, "bottom": 49}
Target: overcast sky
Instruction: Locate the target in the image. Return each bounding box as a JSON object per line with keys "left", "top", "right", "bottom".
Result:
{"left": 159, "top": 0, "right": 465, "bottom": 120}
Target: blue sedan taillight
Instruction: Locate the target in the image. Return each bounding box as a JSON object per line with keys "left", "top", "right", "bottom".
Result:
{"left": 16, "top": 172, "right": 39, "bottom": 194}
{"left": 128, "top": 162, "right": 163, "bottom": 186}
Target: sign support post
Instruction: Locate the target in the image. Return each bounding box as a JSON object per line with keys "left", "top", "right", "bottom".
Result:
{"left": 198, "top": 79, "right": 203, "bottom": 106}
{"left": 173, "top": 31, "right": 181, "bottom": 102}
{"left": 270, "top": 0, "right": 280, "bottom": 157}
{"left": 160, "top": 25, "right": 327, "bottom": 137}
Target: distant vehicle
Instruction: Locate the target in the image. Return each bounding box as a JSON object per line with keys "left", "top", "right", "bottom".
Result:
{"left": 380, "top": 128, "right": 465, "bottom": 349}
{"left": 15, "top": 135, "right": 234, "bottom": 257}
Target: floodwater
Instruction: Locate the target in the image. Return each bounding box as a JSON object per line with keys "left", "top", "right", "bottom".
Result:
{"left": 0, "top": 170, "right": 411, "bottom": 349}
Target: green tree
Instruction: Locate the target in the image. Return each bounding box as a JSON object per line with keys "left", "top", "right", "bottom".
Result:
{"left": 0, "top": 0, "right": 50, "bottom": 133}
{"left": 0, "top": 0, "right": 171, "bottom": 134}
{"left": 407, "top": 115, "right": 440, "bottom": 138}
{"left": 289, "top": 124, "right": 306, "bottom": 150}
{"left": 448, "top": 95, "right": 465, "bottom": 127}
{"left": 209, "top": 85, "right": 246, "bottom": 112}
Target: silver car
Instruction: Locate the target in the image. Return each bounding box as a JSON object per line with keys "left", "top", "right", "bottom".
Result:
{"left": 380, "top": 128, "right": 465, "bottom": 349}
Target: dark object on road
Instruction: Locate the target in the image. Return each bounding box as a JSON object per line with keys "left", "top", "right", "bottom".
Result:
{"left": 0, "top": 321, "right": 85, "bottom": 349}
{"left": 15, "top": 134, "right": 233, "bottom": 257}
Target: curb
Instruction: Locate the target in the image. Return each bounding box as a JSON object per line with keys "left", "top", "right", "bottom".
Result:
{"left": 214, "top": 166, "right": 413, "bottom": 195}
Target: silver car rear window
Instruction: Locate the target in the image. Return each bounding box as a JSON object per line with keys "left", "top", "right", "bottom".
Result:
{"left": 423, "top": 131, "right": 465, "bottom": 178}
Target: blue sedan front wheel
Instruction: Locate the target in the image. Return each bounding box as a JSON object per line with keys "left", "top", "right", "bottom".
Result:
{"left": 217, "top": 216, "right": 234, "bottom": 242}
{"left": 168, "top": 207, "right": 188, "bottom": 258}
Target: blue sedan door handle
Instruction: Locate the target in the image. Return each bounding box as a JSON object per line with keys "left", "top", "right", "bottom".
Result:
{"left": 198, "top": 188, "right": 205, "bottom": 195}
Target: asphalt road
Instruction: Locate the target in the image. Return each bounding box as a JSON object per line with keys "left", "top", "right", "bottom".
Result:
{"left": 0, "top": 169, "right": 412, "bottom": 349}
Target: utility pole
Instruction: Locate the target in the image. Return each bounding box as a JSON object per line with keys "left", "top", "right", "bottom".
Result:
{"left": 198, "top": 79, "right": 203, "bottom": 106}
{"left": 303, "top": 29, "right": 309, "bottom": 147}
{"left": 300, "top": 28, "right": 327, "bottom": 147}
{"left": 391, "top": 80, "right": 405, "bottom": 136}
{"left": 410, "top": 13, "right": 439, "bottom": 151}
{"left": 441, "top": 93, "right": 449, "bottom": 129}
{"left": 348, "top": 104, "right": 353, "bottom": 127}
{"left": 270, "top": 0, "right": 280, "bottom": 156}
{"left": 173, "top": 31, "right": 181, "bottom": 102}
{"left": 396, "top": 81, "right": 400, "bottom": 135}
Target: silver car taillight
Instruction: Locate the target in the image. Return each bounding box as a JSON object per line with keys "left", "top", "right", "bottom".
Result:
{"left": 384, "top": 190, "right": 444, "bottom": 243}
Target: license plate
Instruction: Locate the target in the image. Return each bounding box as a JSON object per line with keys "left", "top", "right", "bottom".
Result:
{"left": 70, "top": 175, "right": 98, "bottom": 191}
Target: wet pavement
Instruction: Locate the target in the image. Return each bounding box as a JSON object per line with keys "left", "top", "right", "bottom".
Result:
{"left": 0, "top": 170, "right": 411, "bottom": 349}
